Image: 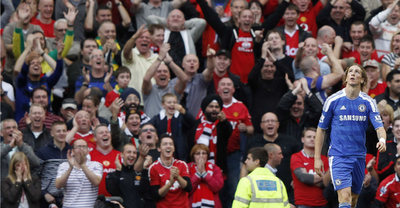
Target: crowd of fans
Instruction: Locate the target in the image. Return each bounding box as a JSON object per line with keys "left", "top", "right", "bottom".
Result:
{"left": 2, "top": 0, "right": 400, "bottom": 207}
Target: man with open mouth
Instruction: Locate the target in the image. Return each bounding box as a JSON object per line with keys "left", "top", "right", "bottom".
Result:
{"left": 382, "top": 32, "right": 400, "bottom": 81}
{"left": 147, "top": 134, "right": 192, "bottom": 208}
{"left": 90, "top": 124, "right": 121, "bottom": 197}
{"left": 370, "top": 0, "right": 400, "bottom": 58}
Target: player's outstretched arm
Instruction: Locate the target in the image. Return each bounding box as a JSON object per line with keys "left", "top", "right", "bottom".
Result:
{"left": 376, "top": 127, "right": 387, "bottom": 153}
{"left": 314, "top": 127, "right": 326, "bottom": 177}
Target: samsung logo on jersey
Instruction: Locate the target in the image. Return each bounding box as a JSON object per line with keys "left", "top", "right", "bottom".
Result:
{"left": 339, "top": 115, "right": 367, "bottom": 121}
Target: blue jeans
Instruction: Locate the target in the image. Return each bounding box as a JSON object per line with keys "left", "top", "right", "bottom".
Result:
{"left": 219, "top": 134, "right": 246, "bottom": 208}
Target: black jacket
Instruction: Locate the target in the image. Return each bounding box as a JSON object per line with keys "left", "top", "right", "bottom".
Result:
{"left": 22, "top": 124, "right": 52, "bottom": 153}
{"left": 375, "top": 87, "right": 399, "bottom": 111}
{"left": 187, "top": 119, "right": 232, "bottom": 173}
{"left": 149, "top": 110, "right": 196, "bottom": 162}
{"left": 1, "top": 176, "right": 41, "bottom": 208}
{"left": 316, "top": 0, "right": 366, "bottom": 42}
{"left": 275, "top": 90, "right": 322, "bottom": 142}
{"left": 248, "top": 57, "right": 294, "bottom": 133}
{"left": 106, "top": 165, "right": 145, "bottom": 208}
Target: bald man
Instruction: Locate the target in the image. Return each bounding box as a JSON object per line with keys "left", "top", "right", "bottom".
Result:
{"left": 170, "top": 49, "right": 215, "bottom": 117}
{"left": 241, "top": 112, "right": 301, "bottom": 204}
{"left": 96, "top": 21, "right": 121, "bottom": 70}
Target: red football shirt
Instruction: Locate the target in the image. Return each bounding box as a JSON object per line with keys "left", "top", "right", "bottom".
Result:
{"left": 149, "top": 158, "right": 190, "bottom": 208}
{"left": 369, "top": 82, "right": 387, "bottom": 99}
{"left": 90, "top": 148, "right": 121, "bottom": 196}
{"left": 213, "top": 72, "right": 229, "bottom": 92}
{"left": 105, "top": 89, "right": 119, "bottom": 107}
{"left": 285, "top": 29, "right": 300, "bottom": 58}
{"left": 375, "top": 173, "right": 400, "bottom": 207}
{"left": 222, "top": 98, "right": 252, "bottom": 153}
{"left": 297, "top": 1, "right": 323, "bottom": 38}
{"left": 291, "top": 150, "right": 329, "bottom": 207}
{"left": 71, "top": 132, "right": 96, "bottom": 152}
{"left": 30, "top": 18, "right": 55, "bottom": 38}
{"left": 230, "top": 29, "right": 254, "bottom": 84}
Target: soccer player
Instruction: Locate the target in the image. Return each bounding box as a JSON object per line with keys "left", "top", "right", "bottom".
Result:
{"left": 314, "top": 63, "right": 387, "bottom": 208}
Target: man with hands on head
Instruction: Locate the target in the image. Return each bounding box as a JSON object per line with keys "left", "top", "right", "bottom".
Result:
{"left": 106, "top": 143, "right": 152, "bottom": 208}
{"left": 1, "top": 119, "right": 40, "bottom": 179}
{"left": 248, "top": 41, "right": 294, "bottom": 134}
{"left": 55, "top": 139, "right": 103, "bottom": 208}
{"left": 142, "top": 43, "right": 188, "bottom": 118}
{"left": 275, "top": 77, "right": 323, "bottom": 141}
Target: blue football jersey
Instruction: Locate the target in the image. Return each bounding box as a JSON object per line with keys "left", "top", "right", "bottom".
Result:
{"left": 318, "top": 89, "right": 383, "bottom": 157}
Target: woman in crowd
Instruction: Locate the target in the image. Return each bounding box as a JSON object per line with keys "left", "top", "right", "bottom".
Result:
{"left": 1, "top": 152, "right": 41, "bottom": 208}
{"left": 188, "top": 144, "right": 224, "bottom": 208}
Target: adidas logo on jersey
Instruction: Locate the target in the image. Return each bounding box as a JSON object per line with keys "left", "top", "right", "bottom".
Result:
{"left": 340, "top": 106, "right": 346, "bottom": 110}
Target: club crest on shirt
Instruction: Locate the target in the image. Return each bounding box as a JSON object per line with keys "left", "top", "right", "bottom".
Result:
{"left": 233, "top": 112, "right": 239, "bottom": 117}
{"left": 358, "top": 104, "right": 366, "bottom": 112}
{"left": 335, "top": 179, "right": 341, "bottom": 186}
{"left": 103, "top": 161, "right": 110, "bottom": 167}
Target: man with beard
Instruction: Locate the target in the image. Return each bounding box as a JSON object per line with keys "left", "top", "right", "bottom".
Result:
{"left": 370, "top": 0, "right": 400, "bottom": 58}
{"left": 106, "top": 143, "right": 151, "bottom": 208}
{"left": 22, "top": 104, "right": 53, "bottom": 153}
{"left": 18, "top": 87, "right": 64, "bottom": 131}
{"left": 66, "top": 110, "right": 96, "bottom": 152}
{"left": 316, "top": 0, "right": 366, "bottom": 43}
{"left": 89, "top": 124, "right": 121, "bottom": 196}
{"left": 188, "top": 94, "right": 232, "bottom": 175}
{"left": 95, "top": 21, "right": 122, "bottom": 70}
{"left": 110, "top": 97, "right": 143, "bottom": 151}
{"left": 142, "top": 43, "right": 188, "bottom": 118}
{"left": 382, "top": 32, "right": 400, "bottom": 82}
{"left": 1, "top": 118, "right": 40, "bottom": 179}
{"left": 118, "top": 87, "right": 150, "bottom": 124}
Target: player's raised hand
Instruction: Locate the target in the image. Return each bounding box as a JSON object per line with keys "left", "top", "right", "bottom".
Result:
{"left": 314, "top": 158, "right": 324, "bottom": 177}
{"left": 377, "top": 140, "right": 386, "bottom": 153}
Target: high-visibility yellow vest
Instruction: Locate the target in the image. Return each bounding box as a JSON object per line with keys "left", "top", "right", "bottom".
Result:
{"left": 232, "top": 167, "right": 289, "bottom": 208}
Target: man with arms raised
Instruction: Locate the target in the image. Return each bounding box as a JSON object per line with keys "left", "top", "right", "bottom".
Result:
{"left": 315, "top": 64, "right": 387, "bottom": 208}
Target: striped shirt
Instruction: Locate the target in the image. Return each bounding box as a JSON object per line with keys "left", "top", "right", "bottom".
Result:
{"left": 382, "top": 52, "right": 399, "bottom": 70}
{"left": 57, "top": 161, "right": 103, "bottom": 208}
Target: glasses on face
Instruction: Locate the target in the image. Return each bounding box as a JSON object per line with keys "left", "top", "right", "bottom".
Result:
{"left": 56, "top": 29, "right": 67, "bottom": 32}
{"left": 74, "top": 145, "right": 88, "bottom": 149}
{"left": 195, "top": 152, "right": 208, "bottom": 155}
{"left": 142, "top": 128, "right": 156, "bottom": 133}
{"left": 261, "top": 120, "right": 278, "bottom": 123}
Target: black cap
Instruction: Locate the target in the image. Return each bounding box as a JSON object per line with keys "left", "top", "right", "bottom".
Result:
{"left": 216, "top": 49, "right": 231, "bottom": 59}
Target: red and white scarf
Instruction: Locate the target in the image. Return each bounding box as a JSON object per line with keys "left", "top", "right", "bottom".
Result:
{"left": 190, "top": 162, "right": 215, "bottom": 208}
{"left": 195, "top": 117, "right": 218, "bottom": 164}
